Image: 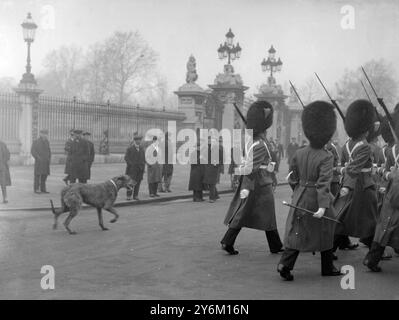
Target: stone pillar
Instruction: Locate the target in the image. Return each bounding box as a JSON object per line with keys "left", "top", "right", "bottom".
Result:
{"left": 254, "top": 83, "right": 289, "bottom": 146}
{"left": 13, "top": 83, "right": 43, "bottom": 163}
{"left": 209, "top": 66, "right": 248, "bottom": 132}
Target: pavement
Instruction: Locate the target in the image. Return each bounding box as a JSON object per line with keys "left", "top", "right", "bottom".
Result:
{"left": 0, "top": 184, "right": 398, "bottom": 300}
{"left": 0, "top": 160, "right": 290, "bottom": 211}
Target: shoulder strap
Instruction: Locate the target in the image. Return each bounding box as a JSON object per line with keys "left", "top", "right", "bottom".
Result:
{"left": 346, "top": 140, "right": 364, "bottom": 163}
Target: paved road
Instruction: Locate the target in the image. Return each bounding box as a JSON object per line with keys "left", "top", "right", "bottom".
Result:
{"left": 0, "top": 185, "right": 398, "bottom": 300}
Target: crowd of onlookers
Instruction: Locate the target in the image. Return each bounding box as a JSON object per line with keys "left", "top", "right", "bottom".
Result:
{"left": 0, "top": 131, "right": 297, "bottom": 205}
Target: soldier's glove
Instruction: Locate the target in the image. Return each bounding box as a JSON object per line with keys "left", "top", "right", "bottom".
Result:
{"left": 340, "top": 187, "right": 349, "bottom": 197}
{"left": 313, "top": 208, "right": 326, "bottom": 219}
{"left": 240, "top": 189, "right": 249, "bottom": 199}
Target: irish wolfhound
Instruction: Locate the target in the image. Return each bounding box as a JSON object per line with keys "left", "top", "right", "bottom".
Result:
{"left": 50, "top": 175, "right": 135, "bottom": 234}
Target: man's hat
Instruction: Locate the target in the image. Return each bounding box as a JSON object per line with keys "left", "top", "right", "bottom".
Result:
{"left": 133, "top": 132, "right": 143, "bottom": 140}
{"left": 83, "top": 131, "right": 91, "bottom": 136}
{"left": 246, "top": 100, "right": 273, "bottom": 135}
{"left": 344, "top": 99, "right": 375, "bottom": 139}
{"left": 74, "top": 129, "right": 83, "bottom": 134}
{"left": 302, "top": 101, "right": 337, "bottom": 149}
{"left": 40, "top": 129, "right": 49, "bottom": 134}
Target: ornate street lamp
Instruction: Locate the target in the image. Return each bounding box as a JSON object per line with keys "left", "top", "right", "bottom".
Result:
{"left": 261, "top": 45, "right": 283, "bottom": 82}
{"left": 20, "top": 12, "right": 38, "bottom": 84}
{"left": 217, "top": 28, "right": 242, "bottom": 66}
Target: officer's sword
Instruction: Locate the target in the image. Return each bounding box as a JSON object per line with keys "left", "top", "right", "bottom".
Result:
{"left": 282, "top": 201, "right": 342, "bottom": 224}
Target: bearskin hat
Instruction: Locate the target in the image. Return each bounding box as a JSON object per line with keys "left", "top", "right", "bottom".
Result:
{"left": 246, "top": 100, "right": 273, "bottom": 135}
{"left": 301, "top": 101, "right": 337, "bottom": 149}
{"left": 380, "top": 115, "right": 394, "bottom": 144}
{"left": 344, "top": 99, "right": 375, "bottom": 139}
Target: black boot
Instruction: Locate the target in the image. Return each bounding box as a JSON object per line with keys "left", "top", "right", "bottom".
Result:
{"left": 363, "top": 242, "right": 384, "bottom": 272}
{"left": 221, "top": 228, "right": 240, "bottom": 255}
{"left": 266, "top": 230, "right": 283, "bottom": 253}
{"left": 338, "top": 236, "right": 359, "bottom": 250}
{"left": 321, "top": 250, "right": 343, "bottom": 276}
{"left": 277, "top": 264, "right": 294, "bottom": 281}
{"left": 221, "top": 244, "right": 239, "bottom": 255}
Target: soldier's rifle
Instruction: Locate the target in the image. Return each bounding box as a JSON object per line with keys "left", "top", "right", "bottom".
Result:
{"left": 314, "top": 72, "right": 345, "bottom": 121}
{"left": 361, "top": 66, "right": 398, "bottom": 142}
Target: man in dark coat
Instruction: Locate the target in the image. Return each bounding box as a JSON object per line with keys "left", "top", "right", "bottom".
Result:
{"left": 221, "top": 101, "right": 283, "bottom": 255}
{"left": 125, "top": 134, "right": 145, "bottom": 200}
{"left": 333, "top": 100, "right": 379, "bottom": 252}
{"left": 63, "top": 129, "right": 75, "bottom": 185}
{"left": 82, "top": 132, "right": 95, "bottom": 181}
{"left": 278, "top": 101, "right": 341, "bottom": 281}
{"left": 204, "top": 137, "right": 221, "bottom": 203}
{"left": 286, "top": 137, "right": 299, "bottom": 167}
{"left": 188, "top": 141, "right": 205, "bottom": 202}
{"left": 31, "top": 129, "right": 51, "bottom": 193}
{"left": 0, "top": 140, "right": 11, "bottom": 203}
{"left": 69, "top": 130, "right": 90, "bottom": 184}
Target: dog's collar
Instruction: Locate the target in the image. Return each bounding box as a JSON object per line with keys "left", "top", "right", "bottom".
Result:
{"left": 109, "top": 179, "right": 118, "bottom": 193}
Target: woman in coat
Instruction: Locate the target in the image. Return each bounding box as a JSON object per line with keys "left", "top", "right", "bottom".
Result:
{"left": 278, "top": 101, "right": 341, "bottom": 281}
{"left": 0, "top": 140, "right": 11, "bottom": 203}
{"left": 221, "top": 100, "right": 283, "bottom": 255}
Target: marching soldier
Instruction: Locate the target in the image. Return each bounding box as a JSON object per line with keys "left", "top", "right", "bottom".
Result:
{"left": 363, "top": 112, "right": 399, "bottom": 271}
{"left": 277, "top": 101, "right": 341, "bottom": 281}
{"left": 31, "top": 129, "right": 51, "bottom": 194}
{"left": 221, "top": 100, "right": 283, "bottom": 255}
{"left": 333, "top": 100, "right": 379, "bottom": 252}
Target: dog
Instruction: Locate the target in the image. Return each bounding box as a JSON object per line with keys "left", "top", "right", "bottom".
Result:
{"left": 50, "top": 175, "right": 135, "bottom": 234}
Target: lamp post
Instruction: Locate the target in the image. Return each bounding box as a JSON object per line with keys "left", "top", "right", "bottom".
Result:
{"left": 261, "top": 45, "right": 283, "bottom": 85}
{"left": 217, "top": 28, "right": 242, "bottom": 66}
{"left": 20, "top": 12, "right": 38, "bottom": 85}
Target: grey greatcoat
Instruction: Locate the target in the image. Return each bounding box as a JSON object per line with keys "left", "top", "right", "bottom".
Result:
{"left": 31, "top": 137, "right": 51, "bottom": 176}
{"left": 0, "top": 141, "right": 11, "bottom": 187}
{"left": 284, "top": 146, "right": 336, "bottom": 252}
{"left": 373, "top": 144, "right": 399, "bottom": 249}
{"left": 333, "top": 139, "right": 377, "bottom": 238}
{"left": 224, "top": 137, "right": 278, "bottom": 231}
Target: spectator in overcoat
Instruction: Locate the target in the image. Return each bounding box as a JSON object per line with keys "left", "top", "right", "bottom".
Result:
{"left": 0, "top": 140, "right": 11, "bottom": 203}
{"left": 31, "top": 129, "right": 51, "bottom": 193}
{"left": 125, "top": 133, "right": 145, "bottom": 200}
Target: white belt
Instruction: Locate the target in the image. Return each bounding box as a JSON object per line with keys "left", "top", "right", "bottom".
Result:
{"left": 361, "top": 168, "right": 372, "bottom": 173}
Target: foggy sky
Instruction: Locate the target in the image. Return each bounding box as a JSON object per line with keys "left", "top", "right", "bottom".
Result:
{"left": 0, "top": 0, "right": 398, "bottom": 97}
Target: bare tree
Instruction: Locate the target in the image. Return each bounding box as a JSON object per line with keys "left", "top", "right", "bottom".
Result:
{"left": 300, "top": 77, "right": 323, "bottom": 103}
{"left": 102, "top": 31, "right": 158, "bottom": 104}
{"left": 335, "top": 59, "right": 398, "bottom": 110}
{"left": 39, "top": 46, "right": 86, "bottom": 97}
